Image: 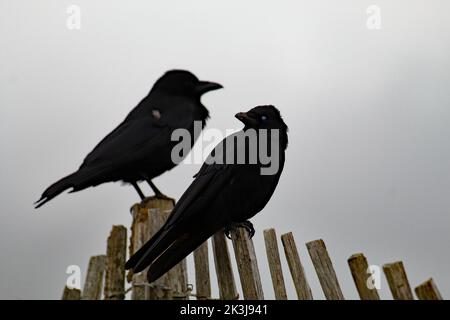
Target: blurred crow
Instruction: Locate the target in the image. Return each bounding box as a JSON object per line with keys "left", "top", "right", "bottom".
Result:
{"left": 125, "top": 105, "right": 288, "bottom": 283}
{"left": 35, "top": 70, "right": 222, "bottom": 208}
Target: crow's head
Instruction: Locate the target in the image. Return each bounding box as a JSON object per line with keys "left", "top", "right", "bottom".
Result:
{"left": 235, "top": 105, "right": 289, "bottom": 148}
{"left": 236, "top": 105, "right": 287, "bottom": 131}
{"left": 152, "top": 70, "right": 223, "bottom": 97}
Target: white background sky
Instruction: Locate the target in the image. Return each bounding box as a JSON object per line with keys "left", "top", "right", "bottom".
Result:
{"left": 1, "top": 0, "right": 449, "bottom": 299}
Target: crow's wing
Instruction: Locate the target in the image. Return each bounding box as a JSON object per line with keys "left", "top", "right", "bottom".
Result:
{"left": 80, "top": 120, "right": 127, "bottom": 168}
{"left": 126, "top": 133, "right": 247, "bottom": 272}
{"left": 79, "top": 117, "right": 170, "bottom": 170}
{"left": 167, "top": 163, "right": 231, "bottom": 226}
{"left": 125, "top": 160, "right": 233, "bottom": 272}
{"left": 79, "top": 95, "right": 157, "bottom": 167}
{"left": 163, "top": 133, "right": 238, "bottom": 227}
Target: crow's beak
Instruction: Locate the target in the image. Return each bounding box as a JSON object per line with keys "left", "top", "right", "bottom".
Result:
{"left": 235, "top": 112, "right": 257, "bottom": 126}
{"left": 195, "top": 81, "right": 223, "bottom": 94}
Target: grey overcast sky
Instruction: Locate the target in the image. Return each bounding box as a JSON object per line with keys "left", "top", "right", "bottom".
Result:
{"left": 1, "top": 0, "right": 449, "bottom": 299}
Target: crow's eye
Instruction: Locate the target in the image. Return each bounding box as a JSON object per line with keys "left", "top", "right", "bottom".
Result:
{"left": 260, "top": 115, "right": 268, "bottom": 122}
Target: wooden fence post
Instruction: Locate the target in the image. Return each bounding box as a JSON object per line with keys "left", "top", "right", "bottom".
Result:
{"left": 263, "top": 229, "right": 287, "bottom": 300}
{"left": 212, "top": 231, "right": 238, "bottom": 300}
{"left": 231, "top": 227, "right": 264, "bottom": 300}
{"left": 128, "top": 202, "right": 151, "bottom": 300}
{"left": 347, "top": 253, "right": 380, "bottom": 300}
{"left": 306, "top": 239, "right": 344, "bottom": 300}
{"left": 414, "top": 278, "right": 442, "bottom": 300}
{"left": 193, "top": 241, "right": 211, "bottom": 299}
{"left": 104, "top": 225, "right": 127, "bottom": 300}
{"left": 383, "top": 261, "right": 414, "bottom": 300}
{"left": 129, "top": 197, "right": 188, "bottom": 300}
{"left": 82, "top": 255, "right": 106, "bottom": 300}
{"left": 62, "top": 286, "right": 81, "bottom": 300}
{"left": 281, "top": 232, "right": 313, "bottom": 300}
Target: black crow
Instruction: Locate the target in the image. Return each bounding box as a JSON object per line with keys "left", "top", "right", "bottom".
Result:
{"left": 125, "top": 105, "right": 288, "bottom": 283}
{"left": 35, "top": 70, "right": 222, "bottom": 208}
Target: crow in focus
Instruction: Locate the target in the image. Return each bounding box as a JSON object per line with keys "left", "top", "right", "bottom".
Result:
{"left": 125, "top": 105, "right": 288, "bottom": 283}
{"left": 35, "top": 70, "right": 222, "bottom": 208}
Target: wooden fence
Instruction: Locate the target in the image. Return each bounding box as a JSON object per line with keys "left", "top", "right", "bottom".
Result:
{"left": 62, "top": 197, "right": 443, "bottom": 300}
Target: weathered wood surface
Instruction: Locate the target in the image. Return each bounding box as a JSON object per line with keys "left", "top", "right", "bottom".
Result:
{"left": 193, "top": 241, "right": 211, "bottom": 299}
{"left": 415, "top": 278, "right": 442, "bottom": 300}
{"left": 104, "top": 225, "right": 127, "bottom": 300}
{"left": 62, "top": 286, "right": 81, "bottom": 300}
{"left": 129, "top": 197, "right": 188, "bottom": 300}
{"left": 82, "top": 255, "right": 106, "bottom": 300}
{"left": 347, "top": 253, "right": 380, "bottom": 300}
{"left": 212, "top": 231, "right": 238, "bottom": 300}
{"left": 281, "top": 232, "right": 313, "bottom": 300}
{"left": 383, "top": 261, "right": 414, "bottom": 300}
{"left": 306, "top": 239, "right": 344, "bottom": 300}
{"left": 263, "top": 229, "right": 287, "bottom": 300}
{"left": 128, "top": 201, "right": 151, "bottom": 300}
{"left": 70, "top": 214, "right": 446, "bottom": 301}
{"left": 231, "top": 227, "right": 264, "bottom": 300}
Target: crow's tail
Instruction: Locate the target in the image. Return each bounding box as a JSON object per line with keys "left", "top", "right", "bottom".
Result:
{"left": 34, "top": 171, "right": 82, "bottom": 208}
{"left": 126, "top": 220, "right": 218, "bottom": 283}
{"left": 146, "top": 230, "right": 212, "bottom": 283}
{"left": 125, "top": 225, "right": 178, "bottom": 273}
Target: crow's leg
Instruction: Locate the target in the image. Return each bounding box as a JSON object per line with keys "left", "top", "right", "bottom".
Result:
{"left": 131, "top": 181, "right": 145, "bottom": 200}
{"left": 224, "top": 221, "right": 255, "bottom": 239}
{"left": 146, "top": 179, "right": 171, "bottom": 200}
